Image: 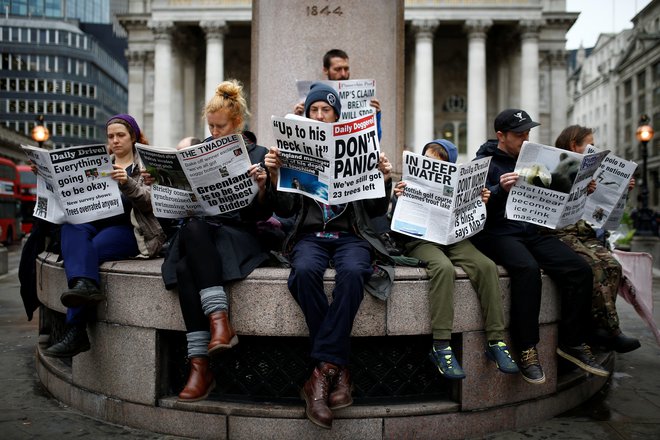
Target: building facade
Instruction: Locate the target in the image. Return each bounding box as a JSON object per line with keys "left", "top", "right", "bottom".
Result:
{"left": 615, "top": 0, "right": 660, "bottom": 209}
{"left": 0, "top": 0, "right": 128, "bottom": 151}
{"left": 118, "top": 0, "right": 577, "bottom": 162}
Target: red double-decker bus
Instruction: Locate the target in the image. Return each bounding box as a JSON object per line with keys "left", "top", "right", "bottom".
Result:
{"left": 17, "top": 164, "right": 37, "bottom": 235}
{"left": 0, "top": 157, "right": 21, "bottom": 244}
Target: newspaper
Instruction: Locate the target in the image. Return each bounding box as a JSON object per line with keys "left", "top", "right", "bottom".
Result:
{"left": 21, "top": 144, "right": 123, "bottom": 224}
{"left": 582, "top": 145, "right": 637, "bottom": 229}
{"left": 506, "top": 141, "right": 609, "bottom": 229}
{"left": 135, "top": 134, "right": 258, "bottom": 218}
{"left": 296, "top": 79, "right": 377, "bottom": 120}
{"left": 391, "top": 152, "right": 491, "bottom": 245}
{"left": 271, "top": 113, "right": 384, "bottom": 205}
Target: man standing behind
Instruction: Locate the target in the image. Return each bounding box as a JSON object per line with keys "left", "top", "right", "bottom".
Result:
{"left": 293, "top": 49, "right": 381, "bottom": 117}
{"left": 471, "top": 109, "right": 609, "bottom": 384}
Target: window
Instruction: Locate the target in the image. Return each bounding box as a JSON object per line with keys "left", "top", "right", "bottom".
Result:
{"left": 638, "top": 94, "right": 646, "bottom": 114}
{"left": 624, "top": 79, "right": 632, "bottom": 97}
{"left": 625, "top": 101, "right": 632, "bottom": 119}
{"left": 638, "top": 70, "right": 646, "bottom": 91}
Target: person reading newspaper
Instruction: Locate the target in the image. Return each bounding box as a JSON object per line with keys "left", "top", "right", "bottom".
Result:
{"left": 291, "top": 49, "right": 398, "bottom": 255}
{"left": 550, "top": 125, "right": 640, "bottom": 353}
{"left": 471, "top": 108, "right": 609, "bottom": 384}
{"left": 44, "top": 114, "right": 166, "bottom": 358}
{"left": 265, "top": 82, "right": 393, "bottom": 429}
{"left": 159, "top": 80, "right": 271, "bottom": 402}
{"left": 393, "top": 139, "right": 518, "bottom": 380}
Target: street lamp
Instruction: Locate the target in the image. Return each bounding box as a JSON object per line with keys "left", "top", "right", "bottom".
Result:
{"left": 633, "top": 114, "right": 656, "bottom": 236}
{"left": 31, "top": 115, "right": 50, "bottom": 148}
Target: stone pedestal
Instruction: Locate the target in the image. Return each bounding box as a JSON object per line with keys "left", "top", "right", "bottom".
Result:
{"left": 251, "top": 0, "right": 405, "bottom": 171}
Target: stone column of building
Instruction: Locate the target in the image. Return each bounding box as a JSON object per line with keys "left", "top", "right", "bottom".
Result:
{"left": 200, "top": 21, "right": 228, "bottom": 103}
{"left": 171, "top": 34, "right": 185, "bottom": 145}
{"left": 465, "top": 19, "right": 492, "bottom": 159}
{"left": 519, "top": 20, "right": 541, "bottom": 143}
{"left": 412, "top": 19, "right": 439, "bottom": 153}
{"left": 126, "top": 50, "right": 146, "bottom": 127}
{"left": 548, "top": 50, "right": 568, "bottom": 143}
{"left": 150, "top": 21, "right": 174, "bottom": 147}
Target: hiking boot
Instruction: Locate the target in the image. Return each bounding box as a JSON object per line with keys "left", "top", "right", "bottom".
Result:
{"left": 328, "top": 366, "right": 353, "bottom": 410}
{"left": 60, "top": 278, "right": 104, "bottom": 308}
{"left": 43, "top": 325, "right": 90, "bottom": 358}
{"left": 428, "top": 345, "right": 465, "bottom": 380}
{"left": 300, "top": 362, "right": 337, "bottom": 429}
{"left": 557, "top": 343, "right": 609, "bottom": 377}
{"left": 485, "top": 341, "right": 519, "bottom": 374}
{"left": 519, "top": 346, "right": 546, "bottom": 384}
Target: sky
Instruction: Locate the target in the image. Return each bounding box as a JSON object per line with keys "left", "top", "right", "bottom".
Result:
{"left": 565, "top": 0, "right": 653, "bottom": 50}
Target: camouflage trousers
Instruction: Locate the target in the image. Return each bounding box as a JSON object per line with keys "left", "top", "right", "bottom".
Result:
{"left": 555, "top": 222, "right": 621, "bottom": 333}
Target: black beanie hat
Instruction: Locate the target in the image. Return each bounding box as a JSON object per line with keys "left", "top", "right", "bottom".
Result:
{"left": 304, "top": 82, "right": 341, "bottom": 120}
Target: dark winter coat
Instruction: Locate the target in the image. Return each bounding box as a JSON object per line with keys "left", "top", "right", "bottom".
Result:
{"left": 161, "top": 138, "right": 271, "bottom": 289}
{"left": 474, "top": 139, "right": 539, "bottom": 237}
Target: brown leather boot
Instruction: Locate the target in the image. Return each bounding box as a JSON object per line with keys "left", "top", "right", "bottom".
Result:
{"left": 300, "top": 362, "right": 338, "bottom": 429}
{"left": 328, "top": 365, "right": 353, "bottom": 410}
{"left": 178, "top": 357, "right": 216, "bottom": 402}
{"left": 208, "top": 311, "right": 238, "bottom": 355}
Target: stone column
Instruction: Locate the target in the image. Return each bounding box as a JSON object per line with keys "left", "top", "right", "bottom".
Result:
{"left": 200, "top": 20, "right": 228, "bottom": 102}
{"left": 520, "top": 20, "right": 541, "bottom": 142}
{"left": 150, "top": 21, "right": 174, "bottom": 147}
{"left": 171, "top": 43, "right": 184, "bottom": 145}
{"left": 465, "top": 19, "right": 492, "bottom": 159}
{"left": 548, "top": 50, "right": 568, "bottom": 143}
{"left": 126, "top": 50, "right": 146, "bottom": 127}
{"left": 412, "top": 19, "right": 438, "bottom": 153}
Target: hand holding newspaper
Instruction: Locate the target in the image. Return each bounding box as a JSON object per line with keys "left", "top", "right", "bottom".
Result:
{"left": 391, "top": 151, "right": 491, "bottom": 245}
{"left": 135, "top": 134, "right": 258, "bottom": 218}
{"left": 506, "top": 141, "right": 609, "bottom": 229}
{"left": 582, "top": 146, "right": 637, "bottom": 230}
{"left": 270, "top": 113, "right": 384, "bottom": 204}
{"left": 22, "top": 144, "right": 123, "bottom": 224}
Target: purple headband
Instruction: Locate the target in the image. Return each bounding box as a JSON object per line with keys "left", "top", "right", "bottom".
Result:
{"left": 107, "top": 114, "right": 141, "bottom": 142}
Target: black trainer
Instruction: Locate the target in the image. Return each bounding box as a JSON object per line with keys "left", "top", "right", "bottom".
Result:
{"left": 557, "top": 343, "right": 609, "bottom": 377}
{"left": 60, "top": 278, "right": 105, "bottom": 308}
{"left": 43, "top": 325, "right": 90, "bottom": 358}
{"left": 519, "top": 346, "right": 546, "bottom": 384}
{"left": 591, "top": 328, "right": 641, "bottom": 353}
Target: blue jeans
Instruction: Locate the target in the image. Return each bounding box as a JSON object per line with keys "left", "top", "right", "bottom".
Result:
{"left": 61, "top": 223, "right": 138, "bottom": 324}
{"left": 287, "top": 234, "right": 373, "bottom": 365}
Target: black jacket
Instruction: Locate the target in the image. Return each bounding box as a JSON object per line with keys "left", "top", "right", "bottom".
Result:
{"left": 161, "top": 138, "right": 271, "bottom": 289}
{"left": 474, "top": 139, "right": 538, "bottom": 237}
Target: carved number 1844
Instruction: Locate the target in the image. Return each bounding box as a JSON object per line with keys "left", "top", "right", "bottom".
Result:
{"left": 306, "top": 5, "right": 343, "bottom": 16}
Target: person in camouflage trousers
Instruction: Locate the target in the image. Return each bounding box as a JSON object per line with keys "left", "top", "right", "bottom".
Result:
{"left": 552, "top": 125, "right": 640, "bottom": 353}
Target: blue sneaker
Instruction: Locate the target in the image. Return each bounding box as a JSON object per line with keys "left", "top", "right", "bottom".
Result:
{"left": 429, "top": 345, "right": 466, "bottom": 380}
{"left": 486, "top": 341, "right": 520, "bottom": 374}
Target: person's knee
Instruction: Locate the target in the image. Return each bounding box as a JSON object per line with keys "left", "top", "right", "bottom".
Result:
{"left": 425, "top": 258, "right": 454, "bottom": 279}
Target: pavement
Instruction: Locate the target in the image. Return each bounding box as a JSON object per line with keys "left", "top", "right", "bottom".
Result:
{"left": 0, "top": 243, "right": 659, "bottom": 439}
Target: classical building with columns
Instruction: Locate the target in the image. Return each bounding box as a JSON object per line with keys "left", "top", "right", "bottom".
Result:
{"left": 119, "top": 0, "right": 576, "bottom": 162}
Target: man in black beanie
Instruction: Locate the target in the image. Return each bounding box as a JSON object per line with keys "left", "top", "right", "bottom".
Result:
{"left": 265, "top": 83, "right": 393, "bottom": 429}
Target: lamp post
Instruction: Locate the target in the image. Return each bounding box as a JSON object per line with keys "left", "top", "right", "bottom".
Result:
{"left": 634, "top": 114, "right": 656, "bottom": 236}
{"left": 31, "top": 115, "right": 50, "bottom": 148}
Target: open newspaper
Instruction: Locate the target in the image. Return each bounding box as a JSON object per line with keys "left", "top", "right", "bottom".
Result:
{"left": 21, "top": 144, "right": 123, "bottom": 224}
{"left": 582, "top": 146, "right": 637, "bottom": 230}
{"left": 135, "top": 134, "right": 257, "bottom": 218}
{"left": 506, "top": 141, "right": 609, "bottom": 229}
{"left": 391, "top": 152, "right": 491, "bottom": 245}
{"left": 296, "top": 79, "right": 376, "bottom": 120}
{"left": 271, "top": 113, "right": 384, "bottom": 204}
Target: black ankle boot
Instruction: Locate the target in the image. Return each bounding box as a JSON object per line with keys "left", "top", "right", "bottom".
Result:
{"left": 43, "top": 325, "right": 90, "bottom": 358}
{"left": 60, "top": 278, "right": 104, "bottom": 308}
